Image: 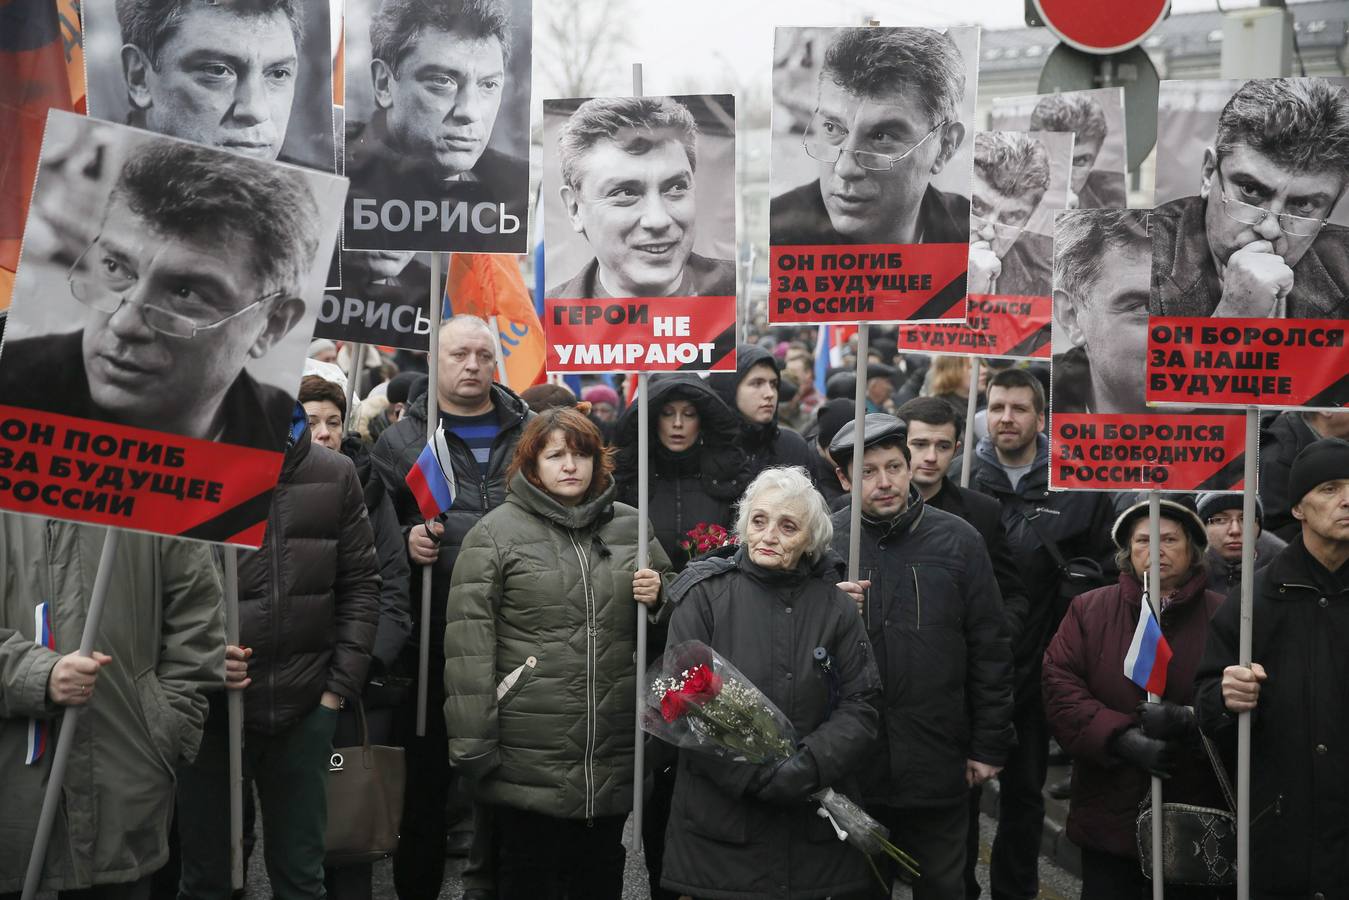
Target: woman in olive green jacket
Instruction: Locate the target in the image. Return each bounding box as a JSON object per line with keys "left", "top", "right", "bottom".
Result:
{"left": 0, "top": 515, "right": 225, "bottom": 894}
{"left": 444, "top": 407, "right": 672, "bottom": 900}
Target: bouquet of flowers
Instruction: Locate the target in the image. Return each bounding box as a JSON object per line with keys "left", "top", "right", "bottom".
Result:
{"left": 678, "top": 522, "right": 736, "bottom": 556}
{"left": 641, "top": 640, "right": 919, "bottom": 882}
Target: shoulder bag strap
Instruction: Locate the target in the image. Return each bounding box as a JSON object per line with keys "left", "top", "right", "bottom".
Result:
{"left": 1199, "top": 729, "right": 1237, "bottom": 814}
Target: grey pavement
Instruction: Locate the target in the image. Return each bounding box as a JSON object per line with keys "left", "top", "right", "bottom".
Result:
{"left": 244, "top": 799, "right": 1083, "bottom": 900}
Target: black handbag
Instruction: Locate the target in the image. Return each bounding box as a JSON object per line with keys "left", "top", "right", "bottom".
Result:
{"left": 1135, "top": 732, "right": 1237, "bottom": 887}
{"left": 323, "top": 701, "right": 407, "bottom": 867}
{"left": 1016, "top": 505, "right": 1111, "bottom": 603}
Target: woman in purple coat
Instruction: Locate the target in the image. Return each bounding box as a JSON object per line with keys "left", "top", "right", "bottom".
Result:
{"left": 1043, "top": 499, "right": 1231, "bottom": 900}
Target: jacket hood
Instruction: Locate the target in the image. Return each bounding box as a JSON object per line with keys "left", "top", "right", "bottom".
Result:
{"left": 505, "top": 470, "right": 616, "bottom": 531}
{"left": 974, "top": 432, "right": 1049, "bottom": 494}
{"left": 405, "top": 381, "right": 531, "bottom": 429}
{"left": 281, "top": 415, "right": 313, "bottom": 477}
{"left": 615, "top": 374, "right": 742, "bottom": 449}
{"left": 708, "top": 345, "right": 779, "bottom": 406}
{"left": 668, "top": 539, "right": 847, "bottom": 604}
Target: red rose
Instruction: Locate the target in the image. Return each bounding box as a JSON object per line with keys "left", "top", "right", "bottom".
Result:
{"left": 679, "top": 664, "right": 722, "bottom": 702}
{"left": 661, "top": 689, "right": 689, "bottom": 722}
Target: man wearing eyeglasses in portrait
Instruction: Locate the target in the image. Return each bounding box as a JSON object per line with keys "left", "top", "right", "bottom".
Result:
{"left": 0, "top": 140, "right": 316, "bottom": 451}
{"left": 770, "top": 27, "right": 968, "bottom": 248}
{"left": 1152, "top": 76, "right": 1349, "bottom": 320}
{"left": 968, "top": 132, "right": 1053, "bottom": 298}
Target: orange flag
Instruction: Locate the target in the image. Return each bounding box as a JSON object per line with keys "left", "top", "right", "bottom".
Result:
{"left": 445, "top": 254, "right": 546, "bottom": 391}
{"left": 1, "top": 0, "right": 81, "bottom": 312}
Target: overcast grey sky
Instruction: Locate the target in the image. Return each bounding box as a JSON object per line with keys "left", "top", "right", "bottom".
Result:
{"left": 603, "top": 0, "right": 1315, "bottom": 97}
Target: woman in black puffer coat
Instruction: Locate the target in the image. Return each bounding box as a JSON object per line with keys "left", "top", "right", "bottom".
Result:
{"left": 614, "top": 374, "right": 750, "bottom": 573}
{"left": 613, "top": 373, "right": 750, "bottom": 900}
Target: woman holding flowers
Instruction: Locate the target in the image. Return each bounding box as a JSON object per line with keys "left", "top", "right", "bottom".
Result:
{"left": 443, "top": 408, "right": 672, "bottom": 900}
{"left": 661, "top": 465, "right": 883, "bottom": 899}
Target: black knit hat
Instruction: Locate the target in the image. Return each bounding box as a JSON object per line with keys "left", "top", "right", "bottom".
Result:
{"left": 1289, "top": 438, "right": 1349, "bottom": 507}
{"left": 815, "top": 398, "right": 856, "bottom": 450}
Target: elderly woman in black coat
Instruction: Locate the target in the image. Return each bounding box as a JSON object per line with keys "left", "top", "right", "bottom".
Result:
{"left": 660, "top": 465, "right": 882, "bottom": 900}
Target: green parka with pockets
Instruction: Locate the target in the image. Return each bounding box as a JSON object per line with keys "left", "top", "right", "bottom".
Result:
{"left": 0, "top": 516, "right": 224, "bottom": 892}
{"left": 444, "top": 472, "right": 673, "bottom": 819}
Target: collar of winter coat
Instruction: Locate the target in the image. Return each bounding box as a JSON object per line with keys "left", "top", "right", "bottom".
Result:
{"left": 859, "top": 485, "right": 927, "bottom": 539}
{"left": 404, "top": 381, "right": 531, "bottom": 428}
{"left": 1116, "top": 566, "right": 1210, "bottom": 612}
{"left": 281, "top": 416, "right": 313, "bottom": 477}
{"left": 665, "top": 542, "right": 846, "bottom": 605}
{"left": 1266, "top": 534, "right": 1349, "bottom": 595}
{"left": 973, "top": 432, "right": 1049, "bottom": 496}
{"left": 505, "top": 469, "right": 616, "bottom": 531}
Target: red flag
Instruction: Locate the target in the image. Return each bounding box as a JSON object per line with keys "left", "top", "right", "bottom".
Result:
{"left": 1, "top": 0, "right": 82, "bottom": 311}
{"left": 445, "top": 254, "right": 546, "bottom": 391}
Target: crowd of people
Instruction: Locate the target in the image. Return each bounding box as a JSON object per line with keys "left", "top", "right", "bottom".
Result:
{"left": 4, "top": 314, "right": 1349, "bottom": 900}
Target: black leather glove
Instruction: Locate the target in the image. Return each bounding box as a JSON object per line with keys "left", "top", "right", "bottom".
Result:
{"left": 1136, "top": 700, "right": 1197, "bottom": 741}
{"left": 750, "top": 750, "right": 820, "bottom": 805}
{"left": 1111, "top": 726, "right": 1179, "bottom": 779}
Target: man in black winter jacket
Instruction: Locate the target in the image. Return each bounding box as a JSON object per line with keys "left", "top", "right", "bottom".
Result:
{"left": 829, "top": 414, "right": 1015, "bottom": 900}
{"left": 370, "top": 314, "right": 533, "bottom": 900}
{"left": 178, "top": 412, "right": 381, "bottom": 900}
{"left": 1259, "top": 410, "right": 1349, "bottom": 541}
{"left": 1196, "top": 438, "right": 1349, "bottom": 898}
{"left": 710, "top": 345, "right": 816, "bottom": 480}
{"left": 966, "top": 367, "right": 1116, "bottom": 900}
{"left": 896, "top": 396, "right": 1032, "bottom": 887}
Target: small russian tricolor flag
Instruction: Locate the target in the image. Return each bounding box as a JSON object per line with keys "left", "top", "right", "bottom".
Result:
{"left": 1124, "top": 587, "right": 1172, "bottom": 695}
{"left": 27, "top": 601, "right": 54, "bottom": 765}
{"left": 405, "top": 427, "right": 455, "bottom": 520}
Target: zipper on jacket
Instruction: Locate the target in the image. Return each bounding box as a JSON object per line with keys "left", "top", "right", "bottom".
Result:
{"left": 567, "top": 529, "right": 598, "bottom": 819}
{"left": 268, "top": 509, "right": 284, "bottom": 732}
{"left": 913, "top": 567, "right": 921, "bottom": 631}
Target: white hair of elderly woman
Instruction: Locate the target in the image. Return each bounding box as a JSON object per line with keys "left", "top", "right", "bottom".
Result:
{"left": 734, "top": 466, "right": 834, "bottom": 563}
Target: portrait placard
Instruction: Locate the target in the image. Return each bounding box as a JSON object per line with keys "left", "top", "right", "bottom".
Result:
{"left": 0, "top": 112, "right": 347, "bottom": 545}
{"left": 342, "top": 0, "right": 532, "bottom": 254}
{"left": 768, "top": 25, "right": 979, "bottom": 324}
{"left": 542, "top": 94, "right": 737, "bottom": 373}
{"left": 1145, "top": 76, "right": 1349, "bottom": 411}
{"left": 896, "top": 130, "right": 1073, "bottom": 360}
{"left": 989, "top": 87, "right": 1128, "bottom": 211}
{"left": 1050, "top": 208, "right": 1246, "bottom": 492}
{"left": 83, "top": 0, "right": 338, "bottom": 172}
{"left": 315, "top": 251, "right": 438, "bottom": 351}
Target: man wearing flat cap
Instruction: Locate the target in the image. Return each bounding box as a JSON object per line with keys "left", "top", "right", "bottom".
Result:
{"left": 829, "top": 414, "right": 1015, "bottom": 900}
{"left": 1196, "top": 438, "right": 1349, "bottom": 897}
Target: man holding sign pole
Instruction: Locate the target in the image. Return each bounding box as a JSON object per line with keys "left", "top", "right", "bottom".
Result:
{"left": 371, "top": 314, "right": 532, "bottom": 900}
{"left": 0, "top": 518, "right": 224, "bottom": 896}
{"left": 1196, "top": 437, "right": 1349, "bottom": 897}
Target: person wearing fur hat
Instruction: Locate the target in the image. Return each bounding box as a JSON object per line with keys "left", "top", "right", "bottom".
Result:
{"left": 1196, "top": 491, "right": 1286, "bottom": 601}
{"left": 1196, "top": 438, "right": 1349, "bottom": 898}
{"left": 1043, "top": 498, "right": 1229, "bottom": 899}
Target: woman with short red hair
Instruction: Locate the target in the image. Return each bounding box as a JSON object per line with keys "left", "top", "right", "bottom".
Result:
{"left": 444, "top": 407, "right": 673, "bottom": 900}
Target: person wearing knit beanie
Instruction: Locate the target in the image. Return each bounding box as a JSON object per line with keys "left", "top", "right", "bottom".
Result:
{"left": 1196, "top": 491, "right": 1286, "bottom": 600}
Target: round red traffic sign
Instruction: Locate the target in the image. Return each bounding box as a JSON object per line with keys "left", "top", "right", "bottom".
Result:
{"left": 1032, "top": 0, "right": 1170, "bottom": 54}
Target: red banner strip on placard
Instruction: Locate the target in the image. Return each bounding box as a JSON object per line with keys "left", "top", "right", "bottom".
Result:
{"left": 896, "top": 293, "right": 1050, "bottom": 360}
{"left": 1146, "top": 316, "right": 1349, "bottom": 411}
{"left": 768, "top": 243, "right": 968, "bottom": 324}
{"left": 1050, "top": 412, "right": 1248, "bottom": 492}
{"left": 543, "top": 295, "right": 736, "bottom": 373}
{"left": 0, "top": 404, "right": 283, "bottom": 546}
